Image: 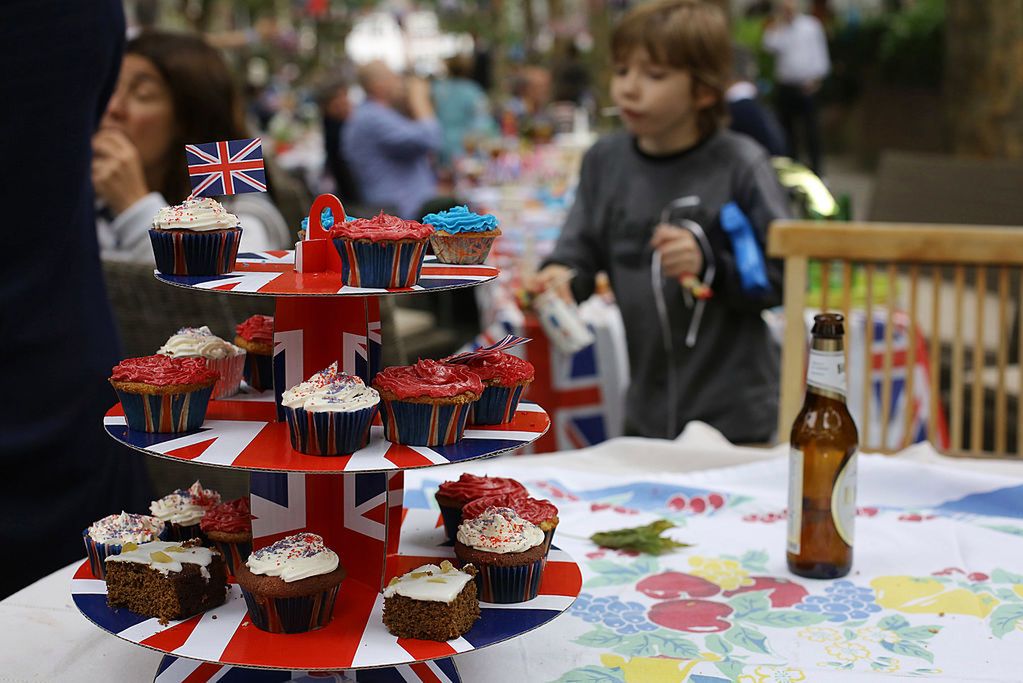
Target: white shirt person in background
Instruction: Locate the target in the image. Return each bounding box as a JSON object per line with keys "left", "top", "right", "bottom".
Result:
{"left": 94, "top": 31, "right": 289, "bottom": 263}
{"left": 762, "top": 0, "right": 830, "bottom": 175}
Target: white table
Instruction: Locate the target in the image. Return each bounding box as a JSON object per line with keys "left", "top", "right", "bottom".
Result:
{"left": 4, "top": 424, "right": 1023, "bottom": 682}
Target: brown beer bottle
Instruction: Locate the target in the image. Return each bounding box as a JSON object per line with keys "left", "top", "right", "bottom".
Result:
{"left": 787, "top": 313, "right": 859, "bottom": 579}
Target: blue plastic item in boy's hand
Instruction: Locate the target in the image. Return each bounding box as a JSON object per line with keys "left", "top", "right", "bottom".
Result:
{"left": 719, "top": 201, "right": 771, "bottom": 295}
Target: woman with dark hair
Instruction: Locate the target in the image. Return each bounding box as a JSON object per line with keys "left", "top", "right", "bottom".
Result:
{"left": 432, "top": 53, "right": 495, "bottom": 170}
{"left": 94, "top": 31, "right": 289, "bottom": 261}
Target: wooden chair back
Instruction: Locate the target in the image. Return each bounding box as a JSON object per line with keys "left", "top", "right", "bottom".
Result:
{"left": 768, "top": 220, "right": 1023, "bottom": 458}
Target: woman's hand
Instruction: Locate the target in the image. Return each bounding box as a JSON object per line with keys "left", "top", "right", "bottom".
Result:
{"left": 650, "top": 223, "right": 703, "bottom": 280}
{"left": 92, "top": 129, "right": 149, "bottom": 215}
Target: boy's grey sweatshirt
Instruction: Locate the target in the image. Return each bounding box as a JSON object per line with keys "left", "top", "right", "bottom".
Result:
{"left": 545, "top": 130, "right": 791, "bottom": 442}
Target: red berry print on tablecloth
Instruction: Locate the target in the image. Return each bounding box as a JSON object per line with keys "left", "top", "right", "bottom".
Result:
{"left": 636, "top": 571, "right": 721, "bottom": 600}
{"left": 648, "top": 599, "right": 733, "bottom": 633}
{"left": 723, "top": 576, "right": 809, "bottom": 608}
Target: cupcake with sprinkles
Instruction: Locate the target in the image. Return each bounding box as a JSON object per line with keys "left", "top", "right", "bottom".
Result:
{"left": 235, "top": 533, "right": 346, "bottom": 634}
{"left": 109, "top": 355, "right": 219, "bottom": 433}
{"left": 454, "top": 507, "right": 547, "bottom": 603}
{"left": 329, "top": 212, "right": 433, "bottom": 288}
{"left": 149, "top": 197, "right": 242, "bottom": 275}
{"left": 234, "top": 314, "right": 274, "bottom": 391}
{"left": 445, "top": 349, "right": 534, "bottom": 425}
{"left": 434, "top": 473, "right": 528, "bottom": 543}
{"left": 200, "top": 497, "right": 255, "bottom": 576}
{"left": 421, "top": 205, "right": 501, "bottom": 265}
{"left": 372, "top": 359, "right": 483, "bottom": 446}
{"left": 157, "top": 325, "right": 246, "bottom": 399}
{"left": 150, "top": 480, "right": 221, "bottom": 541}
{"left": 463, "top": 493, "right": 559, "bottom": 553}
{"left": 281, "top": 362, "right": 380, "bottom": 456}
{"left": 83, "top": 511, "right": 165, "bottom": 580}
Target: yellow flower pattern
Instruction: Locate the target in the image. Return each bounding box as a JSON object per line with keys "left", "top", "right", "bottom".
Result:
{"left": 736, "top": 665, "right": 807, "bottom": 683}
{"left": 687, "top": 556, "right": 755, "bottom": 591}
{"left": 796, "top": 626, "right": 842, "bottom": 643}
{"left": 824, "top": 641, "right": 872, "bottom": 662}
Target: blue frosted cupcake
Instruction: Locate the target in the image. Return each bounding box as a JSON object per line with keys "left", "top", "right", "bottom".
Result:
{"left": 453, "top": 507, "right": 547, "bottom": 604}
{"left": 236, "top": 533, "right": 345, "bottom": 634}
{"left": 422, "top": 205, "right": 501, "bottom": 265}
{"left": 82, "top": 511, "right": 165, "bottom": 579}
{"left": 372, "top": 360, "right": 483, "bottom": 446}
{"left": 109, "top": 355, "right": 219, "bottom": 433}
{"left": 329, "top": 212, "right": 433, "bottom": 289}
{"left": 149, "top": 198, "right": 242, "bottom": 275}
{"left": 282, "top": 362, "right": 380, "bottom": 456}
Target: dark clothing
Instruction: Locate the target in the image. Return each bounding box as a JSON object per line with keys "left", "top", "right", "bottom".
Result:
{"left": 323, "top": 115, "right": 361, "bottom": 205}
{"left": 776, "top": 84, "right": 823, "bottom": 175}
{"left": 545, "top": 131, "right": 790, "bottom": 442}
{"left": 0, "top": 0, "right": 151, "bottom": 597}
{"left": 729, "top": 98, "right": 788, "bottom": 158}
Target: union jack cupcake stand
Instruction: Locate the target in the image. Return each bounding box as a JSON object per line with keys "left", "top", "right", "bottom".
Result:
{"left": 71, "top": 197, "right": 582, "bottom": 682}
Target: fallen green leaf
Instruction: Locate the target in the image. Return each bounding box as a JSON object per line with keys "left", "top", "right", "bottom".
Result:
{"left": 590, "top": 519, "right": 691, "bottom": 556}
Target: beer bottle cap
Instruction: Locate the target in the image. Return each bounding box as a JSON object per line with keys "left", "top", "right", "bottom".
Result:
{"left": 812, "top": 313, "right": 845, "bottom": 338}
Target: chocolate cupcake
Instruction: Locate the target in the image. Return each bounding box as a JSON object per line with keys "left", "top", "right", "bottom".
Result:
{"left": 445, "top": 349, "right": 534, "bottom": 425}
{"left": 157, "top": 325, "right": 246, "bottom": 399}
{"left": 150, "top": 480, "right": 221, "bottom": 542}
{"left": 149, "top": 198, "right": 242, "bottom": 276}
{"left": 329, "top": 212, "right": 433, "bottom": 289}
{"left": 83, "top": 511, "right": 165, "bottom": 580}
{"left": 236, "top": 533, "right": 345, "bottom": 634}
{"left": 434, "top": 473, "right": 528, "bottom": 543}
{"left": 200, "top": 498, "right": 254, "bottom": 576}
{"left": 454, "top": 507, "right": 547, "bottom": 604}
{"left": 109, "top": 355, "right": 219, "bottom": 433}
{"left": 281, "top": 362, "right": 380, "bottom": 456}
{"left": 372, "top": 360, "right": 482, "bottom": 447}
{"left": 234, "top": 315, "right": 274, "bottom": 392}
{"left": 462, "top": 493, "right": 559, "bottom": 553}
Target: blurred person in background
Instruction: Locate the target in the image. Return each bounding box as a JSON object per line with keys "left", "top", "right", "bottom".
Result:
{"left": 762, "top": 0, "right": 830, "bottom": 174}
{"left": 500, "top": 65, "right": 554, "bottom": 139}
{"left": 553, "top": 43, "right": 593, "bottom": 106}
{"left": 94, "top": 31, "right": 291, "bottom": 262}
{"left": 1, "top": 0, "right": 152, "bottom": 598}
{"left": 316, "top": 74, "right": 361, "bottom": 206}
{"left": 727, "top": 45, "right": 787, "bottom": 157}
{"left": 344, "top": 60, "right": 442, "bottom": 218}
{"left": 432, "top": 54, "right": 496, "bottom": 172}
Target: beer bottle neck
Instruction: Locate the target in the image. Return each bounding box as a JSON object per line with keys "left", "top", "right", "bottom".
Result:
{"left": 806, "top": 336, "right": 846, "bottom": 402}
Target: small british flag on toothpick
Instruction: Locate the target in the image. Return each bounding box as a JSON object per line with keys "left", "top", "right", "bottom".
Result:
{"left": 185, "top": 137, "right": 266, "bottom": 198}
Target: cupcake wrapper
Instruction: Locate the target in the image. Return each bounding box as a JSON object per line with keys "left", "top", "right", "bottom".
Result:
{"left": 149, "top": 228, "right": 241, "bottom": 276}
{"left": 439, "top": 504, "right": 464, "bottom": 544}
{"left": 241, "top": 585, "right": 339, "bottom": 634}
{"left": 470, "top": 384, "right": 525, "bottom": 425}
{"left": 284, "top": 404, "right": 378, "bottom": 456}
{"left": 115, "top": 385, "right": 214, "bottom": 433}
{"left": 244, "top": 352, "right": 273, "bottom": 392}
{"left": 207, "top": 351, "right": 246, "bottom": 399}
{"left": 209, "top": 539, "right": 252, "bottom": 577}
{"left": 474, "top": 558, "right": 546, "bottom": 604}
{"left": 379, "top": 398, "right": 473, "bottom": 447}
{"left": 542, "top": 528, "right": 557, "bottom": 555}
{"left": 83, "top": 527, "right": 166, "bottom": 579}
{"left": 333, "top": 238, "right": 427, "bottom": 288}
{"left": 429, "top": 234, "right": 497, "bottom": 265}
{"left": 164, "top": 522, "right": 204, "bottom": 543}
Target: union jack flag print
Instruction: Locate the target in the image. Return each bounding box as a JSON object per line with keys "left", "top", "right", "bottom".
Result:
{"left": 186, "top": 137, "right": 266, "bottom": 198}
{"left": 153, "top": 655, "right": 463, "bottom": 682}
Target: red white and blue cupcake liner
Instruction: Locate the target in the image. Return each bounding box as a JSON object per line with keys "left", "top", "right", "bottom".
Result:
{"left": 470, "top": 383, "right": 527, "bottom": 425}
{"left": 332, "top": 238, "right": 428, "bottom": 288}
{"left": 243, "top": 352, "right": 273, "bottom": 392}
{"left": 379, "top": 397, "right": 474, "bottom": 447}
{"left": 439, "top": 504, "right": 466, "bottom": 543}
{"left": 283, "top": 404, "right": 377, "bottom": 456}
{"left": 149, "top": 227, "right": 242, "bottom": 276}
{"left": 240, "top": 584, "right": 340, "bottom": 634}
{"left": 207, "top": 352, "right": 246, "bottom": 399}
{"left": 163, "top": 521, "right": 205, "bottom": 543}
{"left": 81, "top": 528, "right": 166, "bottom": 580}
{"left": 474, "top": 556, "right": 546, "bottom": 604}
{"left": 429, "top": 233, "right": 498, "bottom": 265}
{"left": 114, "top": 385, "right": 214, "bottom": 433}
{"left": 208, "top": 539, "right": 252, "bottom": 577}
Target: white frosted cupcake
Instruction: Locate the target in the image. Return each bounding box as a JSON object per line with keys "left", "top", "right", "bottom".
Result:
{"left": 282, "top": 362, "right": 380, "bottom": 456}
{"left": 157, "top": 325, "right": 246, "bottom": 399}
{"left": 149, "top": 197, "right": 242, "bottom": 275}
{"left": 82, "top": 511, "right": 165, "bottom": 579}
{"left": 150, "top": 480, "right": 221, "bottom": 541}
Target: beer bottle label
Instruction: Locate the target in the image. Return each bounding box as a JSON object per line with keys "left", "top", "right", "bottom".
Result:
{"left": 831, "top": 452, "right": 858, "bottom": 546}
{"left": 807, "top": 349, "right": 846, "bottom": 400}
{"left": 786, "top": 447, "right": 804, "bottom": 554}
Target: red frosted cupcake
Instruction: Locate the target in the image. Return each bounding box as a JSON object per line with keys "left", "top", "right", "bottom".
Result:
{"left": 109, "top": 355, "right": 219, "bottom": 433}
{"left": 372, "top": 360, "right": 482, "bottom": 446}
{"left": 445, "top": 350, "right": 534, "bottom": 425}
{"left": 235, "top": 315, "right": 274, "bottom": 391}
{"left": 462, "top": 493, "right": 559, "bottom": 552}
{"left": 200, "top": 497, "right": 255, "bottom": 576}
{"left": 329, "top": 212, "right": 433, "bottom": 288}
{"left": 434, "top": 473, "right": 528, "bottom": 542}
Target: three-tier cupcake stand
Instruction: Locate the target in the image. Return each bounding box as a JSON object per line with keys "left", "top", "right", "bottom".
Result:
{"left": 71, "top": 202, "right": 582, "bottom": 682}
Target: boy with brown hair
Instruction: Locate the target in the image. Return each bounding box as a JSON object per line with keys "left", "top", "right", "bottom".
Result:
{"left": 534, "top": 0, "right": 790, "bottom": 442}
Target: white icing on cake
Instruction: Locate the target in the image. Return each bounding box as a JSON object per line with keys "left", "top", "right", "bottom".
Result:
{"left": 383, "top": 562, "right": 474, "bottom": 603}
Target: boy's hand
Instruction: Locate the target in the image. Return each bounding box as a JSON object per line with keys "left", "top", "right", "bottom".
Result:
{"left": 528, "top": 264, "right": 574, "bottom": 303}
{"left": 650, "top": 223, "right": 703, "bottom": 280}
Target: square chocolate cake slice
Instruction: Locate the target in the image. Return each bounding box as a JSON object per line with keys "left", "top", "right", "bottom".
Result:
{"left": 382, "top": 561, "right": 479, "bottom": 641}
{"left": 105, "top": 539, "right": 227, "bottom": 623}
